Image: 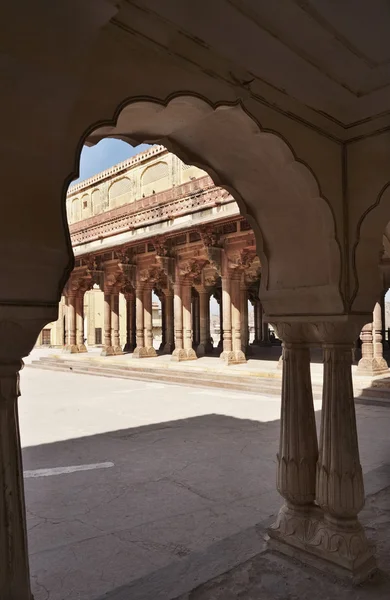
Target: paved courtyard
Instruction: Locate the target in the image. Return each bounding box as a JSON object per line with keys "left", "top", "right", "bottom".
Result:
{"left": 20, "top": 352, "right": 390, "bottom": 600}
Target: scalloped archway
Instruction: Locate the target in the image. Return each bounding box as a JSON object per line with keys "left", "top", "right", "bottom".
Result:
{"left": 71, "top": 94, "right": 343, "bottom": 317}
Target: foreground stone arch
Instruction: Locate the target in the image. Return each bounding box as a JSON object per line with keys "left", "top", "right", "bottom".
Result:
{"left": 79, "top": 95, "right": 342, "bottom": 317}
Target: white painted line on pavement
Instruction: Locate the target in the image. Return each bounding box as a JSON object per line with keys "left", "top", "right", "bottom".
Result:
{"left": 24, "top": 462, "right": 114, "bottom": 479}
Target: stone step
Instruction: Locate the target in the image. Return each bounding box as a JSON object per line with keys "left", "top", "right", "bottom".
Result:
{"left": 27, "top": 356, "right": 326, "bottom": 399}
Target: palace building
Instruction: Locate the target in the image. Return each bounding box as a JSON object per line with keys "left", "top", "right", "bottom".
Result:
{"left": 37, "top": 146, "right": 268, "bottom": 364}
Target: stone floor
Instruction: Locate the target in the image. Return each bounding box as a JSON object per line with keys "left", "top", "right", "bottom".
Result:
{"left": 176, "top": 487, "right": 390, "bottom": 600}
{"left": 20, "top": 351, "right": 390, "bottom": 600}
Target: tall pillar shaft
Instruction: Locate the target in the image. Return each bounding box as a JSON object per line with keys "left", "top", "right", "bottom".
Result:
{"left": 172, "top": 279, "right": 196, "bottom": 361}
{"left": 65, "top": 295, "right": 78, "bottom": 353}
{"left": 357, "top": 306, "right": 388, "bottom": 375}
{"left": 76, "top": 294, "right": 87, "bottom": 352}
{"left": 0, "top": 362, "right": 32, "bottom": 599}
{"left": 133, "top": 286, "right": 147, "bottom": 358}
{"left": 143, "top": 286, "right": 157, "bottom": 357}
{"left": 111, "top": 292, "right": 122, "bottom": 355}
{"left": 269, "top": 322, "right": 376, "bottom": 583}
{"left": 240, "top": 282, "right": 249, "bottom": 354}
{"left": 221, "top": 276, "right": 232, "bottom": 354}
{"left": 373, "top": 302, "right": 388, "bottom": 370}
{"left": 192, "top": 294, "right": 200, "bottom": 348}
{"left": 101, "top": 292, "right": 114, "bottom": 356}
{"left": 164, "top": 291, "right": 174, "bottom": 353}
{"left": 197, "top": 290, "right": 209, "bottom": 356}
{"left": 269, "top": 341, "right": 318, "bottom": 550}
{"left": 124, "top": 293, "right": 135, "bottom": 353}
{"left": 182, "top": 283, "right": 193, "bottom": 352}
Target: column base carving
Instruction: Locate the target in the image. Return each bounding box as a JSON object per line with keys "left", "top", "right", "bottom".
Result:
{"left": 145, "top": 346, "right": 157, "bottom": 357}
{"left": 356, "top": 357, "right": 389, "bottom": 376}
{"left": 219, "top": 350, "right": 247, "bottom": 365}
{"left": 113, "top": 346, "right": 123, "bottom": 355}
{"left": 267, "top": 504, "right": 376, "bottom": 583}
{"left": 64, "top": 345, "right": 79, "bottom": 354}
{"left": 171, "top": 348, "right": 197, "bottom": 361}
{"left": 133, "top": 346, "right": 148, "bottom": 358}
{"left": 77, "top": 344, "right": 87, "bottom": 353}
{"left": 101, "top": 345, "right": 114, "bottom": 356}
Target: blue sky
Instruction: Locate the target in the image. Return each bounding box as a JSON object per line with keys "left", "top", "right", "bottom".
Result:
{"left": 74, "top": 139, "right": 151, "bottom": 183}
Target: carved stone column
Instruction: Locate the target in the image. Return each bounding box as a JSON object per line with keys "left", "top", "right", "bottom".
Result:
{"left": 240, "top": 279, "right": 250, "bottom": 355}
{"left": 172, "top": 279, "right": 185, "bottom": 361}
{"left": 253, "top": 299, "right": 262, "bottom": 345}
{"left": 0, "top": 307, "right": 57, "bottom": 599}
{"left": 133, "top": 285, "right": 147, "bottom": 358}
{"left": 101, "top": 292, "right": 114, "bottom": 356}
{"left": 357, "top": 309, "right": 388, "bottom": 375}
{"left": 182, "top": 281, "right": 197, "bottom": 360}
{"left": 76, "top": 293, "right": 87, "bottom": 353}
{"left": 163, "top": 290, "right": 174, "bottom": 354}
{"left": 143, "top": 285, "right": 157, "bottom": 357}
{"left": 192, "top": 293, "right": 200, "bottom": 349}
{"left": 373, "top": 302, "right": 388, "bottom": 371}
{"left": 269, "top": 319, "right": 376, "bottom": 582}
{"left": 111, "top": 292, "right": 123, "bottom": 355}
{"left": 268, "top": 323, "right": 319, "bottom": 554}
{"left": 315, "top": 327, "right": 375, "bottom": 581}
{"left": 64, "top": 294, "right": 78, "bottom": 353}
{"left": 220, "top": 275, "right": 232, "bottom": 362}
{"left": 231, "top": 274, "right": 246, "bottom": 363}
{"left": 197, "top": 288, "right": 210, "bottom": 356}
{"left": 0, "top": 362, "right": 32, "bottom": 599}
{"left": 123, "top": 292, "right": 135, "bottom": 353}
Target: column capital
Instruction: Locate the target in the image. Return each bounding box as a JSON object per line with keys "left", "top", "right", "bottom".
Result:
{"left": 0, "top": 305, "right": 58, "bottom": 362}
{"left": 271, "top": 316, "right": 368, "bottom": 345}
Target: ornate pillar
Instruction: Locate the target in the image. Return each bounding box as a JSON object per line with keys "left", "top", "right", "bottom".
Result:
{"left": 268, "top": 323, "right": 319, "bottom": 552}
{"left": 269, "top": 320, "right": 376, "bottom": 582}
{"left": 133, "top": 284, "right": 147, "bottom": 358}
{"left": 0, "top": 310, "right": 56, "bottom": 599}
{"left": 192, "top": 292, "right": 200, "bottom": 349}
{"left": 123, "top": 292, "right": 135, "bottom": 353}
{"left": 373, "top": 302, "right": 388, "bottom": 371}
{"left": 64, "top": 293, "right": 78, "bottom": 353}
{"left": 220, "top": 272, "right": 246, "bottom": 364}
{"left": 159, "top": 295, "right": 166, "bottom": 351}
{"left": 163, "top": 289, "right": 175, "bottom": 354}
{"left": 0, "top": 361, "right": 32, "bottom": 599}
{"left": 231, "top": 273, "right": 246, "bottom": 363}
{"left": 197, "top": 288, "right": 210, "bottom": 356}
{"left": 220, "top": 275, "right": 232, "bottom": 362}
{"left": 143, "top": 285, "right": 157, "bottom": 357}
{"left": 217, "top": 293, "right": 223, "bottom": 350}
{"left": 357, "top": 306, "right": 388, "bottom": 375}
{"left": 172, "top": 278, "right": 184, "bottom": 361}
{"left": 101, "top": 291, "right": 114, "bottom": 356}
{"left": 253, "top": 299, "right": 262, "bottom": 345}
{"left": 76, "top": 293, "right": 87, "bottom": 353}
{"left": 111, "top": 292, "right": 123, "bottom": 355}
{"left": 262, "top": 321, "right": 271, "bottom": 345}
{"left": 182, "top": 281, "right": 197, "bottom": 360}
{"left": 240, "top": 279, "right": 250, "bottom": 355}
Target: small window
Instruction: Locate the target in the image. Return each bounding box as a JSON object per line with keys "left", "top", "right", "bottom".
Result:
{"left": 83, "top": 200, "right": 88, "bottom": 209}
{"left": 42, "top": 329, "right": 51, "bottom": 346}
{"left": 95, "top": 327, "right": 102, "bottom": 345}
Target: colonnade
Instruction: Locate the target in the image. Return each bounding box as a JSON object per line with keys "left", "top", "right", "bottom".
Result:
{"left": 62, "top": 266, "right": 271, "bottom": 362}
